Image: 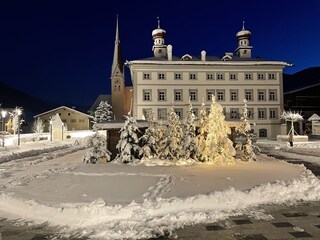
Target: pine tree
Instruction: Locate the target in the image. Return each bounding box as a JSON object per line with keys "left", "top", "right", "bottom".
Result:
{"left": 83, "top": 132, "right": 111, "bottom": 164}
{"left": 196, "top": 102, "right": 209, "bottom": 162}
{"left": 115, "top": 114, "right": 141, "bottom": 163}
{"left": 206, "top": 96, "right": 235, "bottom": 165}
{"left": 235, "top": 99, "right": 257, "bottom": 161}
{"left": 182, "top": 101, "right": 198, "bottom": 160}
{"left": 139, "top": 111, "right": 159, "bottom": 159}
{"left": 159, "top": 106, "right": 184, "bottom": 160}
{"left": 92, "top": 101, "right": 113, "bottom": 130}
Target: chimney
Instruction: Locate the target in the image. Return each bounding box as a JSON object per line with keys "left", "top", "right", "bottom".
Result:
{"left": 167, "top": 45, "right": 172, "bottom": 61}
{"left": 201, "top": 50, "right": 206, "bottom": 61}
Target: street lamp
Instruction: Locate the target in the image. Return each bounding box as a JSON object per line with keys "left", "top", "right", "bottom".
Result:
{"left": 17, "top": 109, "right": 22, "bottom": 146}
{"left": 49, "top": 120, "right": 53, "bottom": 141}
{"left": 1, "top": 110, "right": 7, "bottom": 147}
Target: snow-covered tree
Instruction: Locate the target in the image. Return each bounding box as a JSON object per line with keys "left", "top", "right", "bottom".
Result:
{"left": 159, "top": 106, "right": 184, "bottom": 160}
{"left": 206, "top": 96, "right": 235, "bottom": 165}
{"left": 182, "top": 101, "right": 198, "bottom": 160}
{"left": 280, "top": 110, "right": 303, "bottom": 136}
{"left": 196, "top": 102, "right": 209, "bottom": 162}
{"left": 32, "top": 118, "right": 44, "bottom": 141}
{"left": 139, "top": 111, "right": 159, "bottom": 159}
{"left": 115, "top": 114, "right": 141, "bottom": 163}
{"left": 83, "top": 132, "right": 111, "bottom": 164}
{"left": 9, "top": 107, "right": 24, "bottom": 135}
{"left": 235, "top": 99, "right": 257, "bottom": 161}
{"left": 92, "top": 101, "right": 113, "bottom": 130}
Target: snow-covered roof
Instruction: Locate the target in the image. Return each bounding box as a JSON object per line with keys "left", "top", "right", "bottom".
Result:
{"left": 284, "top": 82, "right": 320, "bottom": 95}
{"left": 87, "top": 94, "right": 112, "bottom": 114}
{"left": 34, "top": 106, "right": 93, "bottom": 119}
{"left": 128, "top": 57, "right": 292, "bottom": 67}
{"left": 95, "top": 120, "right": 148, "bottom": 129}
{"left": 308, "top": 113, "right": 320, "bottom": 121}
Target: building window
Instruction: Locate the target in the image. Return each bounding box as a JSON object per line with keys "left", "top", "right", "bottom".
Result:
{"left": 257, "top": 73, "right": 265, "bottom": 80}
{"left": 230, "top": 89, "right": 238, "bottom": 101}
{"left": 245, "top": 73, "right": 252, "bottom": 80}
{"left": 174, "top": 73, "right": 182, "bottom": 80}
{"left": 217, "top": 73, "right": 224, "bottom": 80}
{"left": 207, "top": 73, "right": 214, "bottom": 80}
{"left": 230, "top": 73, "right": 237, "bottom": 80}
{"left": 258, "top": 108, "right": 266, "bottom": 119}
{"left": 158, "top": 89, "right": 166, "bottom": 101}
{"left": 258, "top": 90, "right": 266, "bottom": 101}
{"left": 247, "top": 108, "right": 254, "bottom": 119}
{"left": 269, "top": 108, "right": 278, "bottom": 119}
{"left": 158, "top": 108, "right": 167, "bottom": 120}
{"left": 269, "top": 89, "right": 277, "bottom": 101}
{"left": 189, "top": 73, "right": 197, "bottom": 80}
{"left": 192, "top": 108, "right": 198, "bottom": 117}
{"left": 217, "top": 90, "right": 225, "bottom": 101}
{"left": 143, "top": 89, "right": 152, "bottom": 101}
{"left": 189, "top": 89, "right": 198, "bottom": 101}
{"left": 79, "top": 119, "right": 85, "bottom": 123}
{"left": 230, "top": 108, "right": 239, "bottom": 119}
{"left": 174, "top": 89, "right": 183, "bottom": 101}
{"left": 158, "top": 73, "right": 166, "bottom": 80}
{"left": 175, "top": 108, "right": 183, "bottom": 119}
{"left": 268, "top": 73, "right": 276, "bottom": 80}
{"left": 71, "top": 119, "right": 77, "bottom": 123}
{"left": 143, "top": 73, "right": 151, "bottom": 80}
{"left": 245, "top": 89, "right": 253, "bottom": 101}
{"left": 206, "top": 89, "right": 215, "bottom": 101}
{"left": 259, "top": 129, "right": 267, "bottom": 138}
{"left": 143, "top": 108, "right": 152, "bottom": 119}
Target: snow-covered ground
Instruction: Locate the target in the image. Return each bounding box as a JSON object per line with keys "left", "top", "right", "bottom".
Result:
{"left": 0, "top": 140, "right": 320, "bottom": 239}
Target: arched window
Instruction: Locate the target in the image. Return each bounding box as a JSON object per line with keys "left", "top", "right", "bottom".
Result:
{"left": 259, "top": 129, "right": 267, "bottom": 138}
{"left": 118, "top": 85, "right": 120, "bottom": 91}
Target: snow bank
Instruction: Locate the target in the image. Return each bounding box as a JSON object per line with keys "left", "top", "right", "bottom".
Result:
{"left": 0, "top": 169, "right": 319, "bottom": 239}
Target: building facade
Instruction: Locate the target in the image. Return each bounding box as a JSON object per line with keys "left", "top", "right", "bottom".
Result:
{"left": 126, "top": 20, "right": 291, "bottom": 139}
{"left": 34, "top": 106, "right": 93, "bottom": 132}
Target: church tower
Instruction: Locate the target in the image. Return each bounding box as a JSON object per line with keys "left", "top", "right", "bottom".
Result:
{"left": 111, "top": 15, "right": 125, "bottom": 120}
{"left": 235, "top": 21, "right": 252, "bottom": 58}
{"left": 152, "top": 17, "right": 167, "bottom": 58}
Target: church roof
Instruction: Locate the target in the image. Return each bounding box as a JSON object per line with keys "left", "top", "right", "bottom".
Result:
{"left": 87, "top": 94, "right": 112, "bottom": 114}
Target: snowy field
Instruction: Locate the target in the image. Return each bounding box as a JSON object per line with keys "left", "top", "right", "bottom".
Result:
{"left": 0, "top": 140, "right": 320, "bottom": 239}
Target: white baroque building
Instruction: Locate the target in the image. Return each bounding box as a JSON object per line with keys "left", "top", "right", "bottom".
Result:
{"left": 126, "top": 20, "right": 292, "bottom": 139}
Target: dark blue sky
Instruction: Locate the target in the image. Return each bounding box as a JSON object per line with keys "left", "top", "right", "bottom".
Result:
{"left": 1, "top": 0, "right": 319, "bottom": 107}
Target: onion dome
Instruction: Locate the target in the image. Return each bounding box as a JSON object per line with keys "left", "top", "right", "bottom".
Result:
{"left": 236, "top": 21, "right": 251, "bottom": 39}
{"left": 152, "top": 17, "right": 166, "bottom": 39}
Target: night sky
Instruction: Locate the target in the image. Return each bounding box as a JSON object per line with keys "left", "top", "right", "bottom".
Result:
{"left": 1, "top": 0, "right": 319, "bottom": 107}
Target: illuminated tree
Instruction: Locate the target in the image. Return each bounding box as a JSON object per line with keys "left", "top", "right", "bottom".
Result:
{"left": 280, "top": 110, "right": 303, "bottom": 136}
{"left": 196, "top": 102, "right": 209, "bottom": 162}
{"left": 159, "top": 106, "right": 184, "bottom": 160}
{"left": 235, "top": 99, "right": 257, "bottom": 161}
{"left": 32, "top": 118, "right": 45, "bottom": 141}
{"left": 92, "top": 101, "right": 113, "bottom": 130}
{"left": 205, "top": 96, "right": 235, "bottom": 164}
{"left": 115, "top": 114, "right": 140, "bottom": 163}
{"left": 182, "top": 100, "right": 198, "bottom": 160}
{"left": 83, "top": 132, "right": 111, "bottom": 164}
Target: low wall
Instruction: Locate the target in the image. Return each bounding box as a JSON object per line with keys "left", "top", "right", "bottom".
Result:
{"left": 276, "top": 135, "right": 309, "bottom": 142}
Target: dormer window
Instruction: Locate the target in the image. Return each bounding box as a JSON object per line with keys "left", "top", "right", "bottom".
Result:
{"left": 181, "top": 54, "right": 192, "bottom": 61}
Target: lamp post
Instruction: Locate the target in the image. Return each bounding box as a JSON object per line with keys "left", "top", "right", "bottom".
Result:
{"left": 49, "top": 120, "right": 53, "bottom": 141}
{"left": 17, "top": 109, "right": 22, "bottom": 146}
{"left": 1, "top": 110, "right": 7, "bottom": 147}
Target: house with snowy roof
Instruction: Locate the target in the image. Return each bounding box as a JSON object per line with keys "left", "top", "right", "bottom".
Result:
{"left": 110, "top": 18, "right": 292, "bottom": 139}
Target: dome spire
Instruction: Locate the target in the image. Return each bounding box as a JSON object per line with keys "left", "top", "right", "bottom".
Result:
{"left": 157, "top": 16, "right": 161, "bottom": 28}
{"left": 242, "top": 20, "right": 245, "bottom": 30}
